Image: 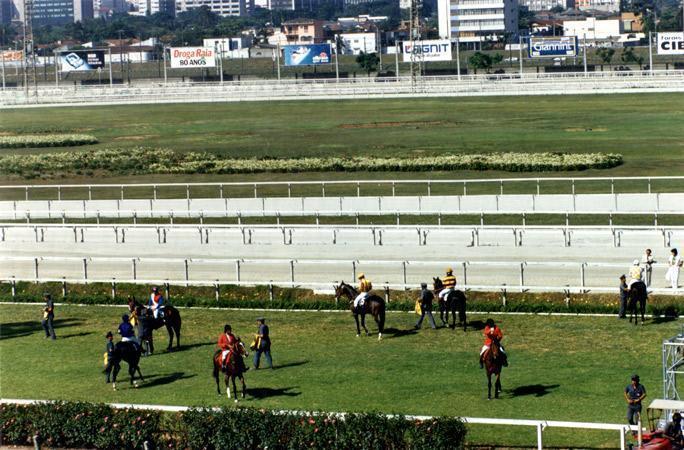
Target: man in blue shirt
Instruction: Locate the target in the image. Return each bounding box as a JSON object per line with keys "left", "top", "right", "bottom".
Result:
{"left": 117, "top": 314, "right": 139, "bottom": 350}
{"left": 253, "top": 318, "right": 273, "bottom": 370}
{"left": 624, "top": 374, "right": 647, "bottom": 426}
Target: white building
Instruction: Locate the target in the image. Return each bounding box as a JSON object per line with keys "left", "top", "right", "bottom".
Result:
{"left": 127, "top": 0, "right": 174, "bottom": 14}
{"left": 177, "top": 0, "right": 247, "bottom": 16}
{"left": 574, "top": 0, "right": 618, "bottom": 13}
{"left": 203, "top": 37, "right": 251, "bottom": 57}
{"left": 438, "top": 0, "right": 519, "bottom": 43}
{"left": 563, "top": 17, "right": 621, "bottom": 40}
{"left": 338, "top": 32, "right": 377, "bottom": 54}
{"left": 519, "top": 0, "right": 572, "bottom": 11}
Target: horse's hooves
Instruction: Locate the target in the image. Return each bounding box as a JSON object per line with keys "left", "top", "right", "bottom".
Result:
{"left": 356, "top": 334, "right": 360, "bottom": 338}
{"left": 234, "top": 399, "right": 238, "bottom": 404}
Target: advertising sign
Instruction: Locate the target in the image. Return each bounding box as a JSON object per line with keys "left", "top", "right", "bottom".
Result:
{"left": 169, "top": 47, "right": 216, "bottom": 68}
{"left": 528, "top": 36, "right": 578, "bottom": 58}
{"left": 0, "top": 50, "right": 23, "bottom": 62}
{"left": 657, "top": 32, "right": 684, "bottom": 55}
{"left": 402, "top": 40, "right": 452, "bottom": 62}
{"left": 60, "top": 50, "right": 106, "bottom": 71}
{"left": 282, "top": 44, "right": 332, "bottom": 66}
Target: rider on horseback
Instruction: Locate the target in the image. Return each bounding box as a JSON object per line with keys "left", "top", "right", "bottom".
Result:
{"left": 480, "top": 318, "right": 508, "bottom": 369}
{"left": 118, "top": 314, "right": 139, "bottom": 350}
{"left": 353, "top": 274, "right": 373, "bottom": 312}
{"left": 628, "top": 260, "right": 644, "bottom": 289}
{"left": 438, "top": 268, "right": 457, "bottom": 302}
{"left": 148, "top": 287, "right": 165, "bottom": 319}
{"left": 218, "top": 324, "right": 248, "bottom": 372}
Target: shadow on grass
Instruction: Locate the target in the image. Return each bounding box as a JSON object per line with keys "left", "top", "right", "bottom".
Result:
{"left": 383, "top": 327, "right": 418, "bottom": 338}
{"left": 139, "top": 372, "right": 196, "bottom": 388}
{"left": 652, "top": 316, "right": 677, "bottom": 324}
{"left": 162, "top": 341, "right": 214, "bottom": 353}
{"left": 0, "top": 318, "right": 84, "bottom": 340}
{"left": 509, "top": 384, "right": 560, "bottom": 398}
{"left": 247, "top": 386, "right": 301, "bottom": 399}
{"left": 272, "top": 360, "right": 309, "bottom": 370}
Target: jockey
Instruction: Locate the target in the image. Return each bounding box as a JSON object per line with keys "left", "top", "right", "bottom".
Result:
{"left": 218, "top": 324, "right": 237, "bottom": 370}
{"left": 438, "top": 267, "right": 457, "bottom": 301}
{"left": 117, "top": 314, "right": 139, "bottom": 347}
{"left": 479, "top": 318, "right": 508, "bottom": 369}
{"left": 353, "top": 274, "right": 373, "bottom": 310}
{"left": 628, "top": 259, "right": 644, "bottom": 289}
{"left": 148, "top": 287, "right": 165, "bottom": 319}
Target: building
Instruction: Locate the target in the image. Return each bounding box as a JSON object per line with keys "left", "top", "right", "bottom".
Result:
{"left": 0, "top": 0, "right": 12, "bottom": 23}
{"left": 281, "top": 18, "right": 326, "bottom": 43}
{"left": 519, "top": 0, "right": 573, "bottom": 11}
{"left": 338, "top": 32, "right": 377, "bottom": 54}
{"left": 563, "top": 17, "right": 620, "bottom": 39}
{"left": 30, "top": 0, "right": 75, "bottom": 25}
{"left": 574, "top": 0, "right": 618, "bottom": 13}
{"left": 177, "top": 0, "right": 246, "bottom": 16}
{"left": 128, "top": 0, "right": 175, "bottom": 14}
{"left": 73, "top": 0, "right": 93, "bottom": 20}
{"left": 438, "top": 0, "right": 519, "bottom": 43}
{"left": 267, "top": 0, "right": 293, "bottom": 9}
{"left": 621, "top": 12, "right": 642, "bottom": 32}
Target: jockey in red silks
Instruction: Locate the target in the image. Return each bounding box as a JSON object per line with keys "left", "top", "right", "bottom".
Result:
{"left": 218, "top": 324, "right": 237, "bottom": 369}
{"left": 148, "top": 286, "right": 165, "bottom": 319}
{"left": 480, "top": 318, "right": 508, "bottom": 368}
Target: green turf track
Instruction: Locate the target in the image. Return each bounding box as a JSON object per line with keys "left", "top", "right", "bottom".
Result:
{"left": 0, "top": 304, "right": 678, "bottom": 448}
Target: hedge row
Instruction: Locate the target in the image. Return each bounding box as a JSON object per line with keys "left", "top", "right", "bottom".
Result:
{"left": 1, "top": 281, "right": 681, "bottom": 316}
{"left": 0, "top": 402, "right": 467, "bottom": 450}
{"left": 0, "top": 134, "right": 98, "bottom": 149}
{"left": 0, "top": 147, "right": 623, "bottom": 178}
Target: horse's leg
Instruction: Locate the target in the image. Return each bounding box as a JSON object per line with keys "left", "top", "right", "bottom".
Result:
{"left": 214, "top": 364, "right": 221, "bottom": 395}
{"left": 175, "top": 324, "right": 181, "bottom": 348}
{"left": 225, "top": 375, "right": 231, "bottom": 399}
{"left": 166, "top": 324, "right": 173, "bottom": 351}
{"left": 495, "top": 373, "right": 502, "bottom": 399}
{"left": 128, "top": 364, "right": 137, "bottom": 387}
{"left": 231, "top": 375, "right": 238, "bottom": 403}
{"left": 354, "top": 314, "right": 361, "bottom": 337}
{"left": 136, "top": 365, "right": 144, "bottom": 383}
{"left": 487, "top": 372, "right": 492, "bottom": 400}
{"left": 361, "top": 314, "right": 369, "bottom": 336}
{"left": 240, "top": 375, "right": 246, "bottom": 399}
{"left": 640, "top": 298, "right": 646, "bottom": 324}
{"left": 112, "top": 364, "right": 120, "bottom": 390}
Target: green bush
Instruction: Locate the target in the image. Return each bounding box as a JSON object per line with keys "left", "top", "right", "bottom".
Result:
{"left": 0, "top": 134, "right": 98, "bottom": 149}
{"left": 1, "top": 402, "right": 467, "bottom": 449}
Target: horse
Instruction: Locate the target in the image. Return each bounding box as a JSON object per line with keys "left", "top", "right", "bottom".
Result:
{"left": 128, "top": 297, "right": 181, "bottom": 351}
{"left": 334, "top": 282, "right": 386, "bottom": 340}
{"left": 109, "top": 341, "right": 144, "bottom": 391}
{"left": 212, "top": 339, "right": 248, "bottom": 402}
{"left": 433, "top": 277, "right": 467, "bottom": 331}
{"left": 483, "top": 338, "right": 504, "bottom": 400}
{"left": 628, "top": 281, "right": 648, "bottom": 325}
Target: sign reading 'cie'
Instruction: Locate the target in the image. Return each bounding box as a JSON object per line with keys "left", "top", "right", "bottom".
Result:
{"left": 657, "top": 32, "right": 684, "bottom": 55}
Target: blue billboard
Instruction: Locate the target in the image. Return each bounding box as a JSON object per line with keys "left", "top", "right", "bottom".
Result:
{"left": 283, "top": 44, "right": 332, "bottom": 66}
{"left": 528, "top": 36, "right": 578, "bottom": 58}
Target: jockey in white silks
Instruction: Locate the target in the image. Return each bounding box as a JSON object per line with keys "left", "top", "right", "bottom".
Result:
{"left": 148, "top": 286, "right": 165, "bottom": 319}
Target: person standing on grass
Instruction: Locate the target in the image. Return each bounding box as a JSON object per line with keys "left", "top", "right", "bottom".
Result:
{"left": 642, "top": 249, "right": 655, "bottom": 287}
{"left": 667, "top": 248, "right": 683, "bottom": 289}
{"left": 618, "top": 275, "right": 629, "bottom": 319}
{"left": 104, "top": 331, "right": 115, "bottom": 383}
{"left": 624, "top": 374, "right": 647, "bottom": 426}
{"left": 253, "top": 318, "right": 273, "bottom": 370}
{"left": 414, "top": 282, "right": 437, "bottom": 330}
{"left": 41, "top": 293, "right": 56, "bottom": 340}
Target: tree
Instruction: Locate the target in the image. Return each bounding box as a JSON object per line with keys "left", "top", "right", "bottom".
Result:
{"left": 550, "top": 5, "right": 565, "bottom": 13}
{"left": 596, "top": 47, "right": 615, "bottom": 68}
{"left": 356, "top": 51, "right": 379, "bottom": 76}
{"left": 468, "top": 51, "right": 493, "bottom": 73}
{"left": 518, "top": 5, "right": 536, "bottom": 31}
{"left": 621, "top": 47, "right": 644, "bottom": 69}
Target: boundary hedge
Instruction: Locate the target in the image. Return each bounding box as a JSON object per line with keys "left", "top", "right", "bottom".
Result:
{"left": 0, "top": 134, "right": 98, "bottom": 149}
{"left": 0, "top": 401, "right": 467, "bottom": 450}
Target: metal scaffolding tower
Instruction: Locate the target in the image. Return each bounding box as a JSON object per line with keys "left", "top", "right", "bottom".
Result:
{"left": 22, "top": 0, "right": 36, "bottom": 97}
{"left": 663, "top": 329, "right": 684, "bottom": 401}
{"left": 408, "top": 0, "right": 423, "bottom": 85}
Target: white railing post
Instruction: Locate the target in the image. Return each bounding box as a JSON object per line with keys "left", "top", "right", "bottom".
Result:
{"left": 536, "top": 423, "right": 543, "bottom": 450}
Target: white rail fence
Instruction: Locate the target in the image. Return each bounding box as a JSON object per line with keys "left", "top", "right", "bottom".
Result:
{"left": 0, "top": 398, "right": 640, "bottom": 450}
{"left": 2, "top": 223, "right": 683, "bottom": 248}
{"left": 3, "top": 176, "right": 684, "bottom": 201}
{"left": 1, "top": 256, "right": 681, "bottom": 296}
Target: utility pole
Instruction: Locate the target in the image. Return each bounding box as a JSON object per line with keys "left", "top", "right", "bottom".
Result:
{"left": 409, "top": 0, "right": 423, "bottom": 86}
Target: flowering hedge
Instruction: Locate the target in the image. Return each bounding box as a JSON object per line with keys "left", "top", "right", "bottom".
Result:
{"left": 0, "top": 134, "right": 98, "bottom": 149}
{"left": 0, "top": 147, "right": 622, "bottom": 178}
{"left": 0, "top": 401, "right": 467, "bottom": 450}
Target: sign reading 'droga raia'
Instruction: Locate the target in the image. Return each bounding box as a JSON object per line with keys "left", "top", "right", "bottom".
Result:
{"left": 169, "top": 47, "right": 216, "bottom": 68}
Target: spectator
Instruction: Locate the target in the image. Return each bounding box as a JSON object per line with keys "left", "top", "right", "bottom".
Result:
{"left": 414, "top": 282, "right": 437, "bottom": 330}
{"left": 667, "top": 248, "right": 683, "bottom": 289}
{"left": 642, "top": 249, "right": 655, "bottom": 287}
{"left": 618, "top": 275, "right": 629, "bottom": 319}
{"left": 624, "top": 374, "right": 647, "bottom": 426}
{"left": 41, "top": 293, "right": 56, "bottom": 340}
{"left": 665, "top": 412, "right": 683, "bottom": 449}
{"left": 104, "top": 331, "right": 115, "bottom": 383}
{"left": 253, "top": 318, "right": 273, "bottom": 370}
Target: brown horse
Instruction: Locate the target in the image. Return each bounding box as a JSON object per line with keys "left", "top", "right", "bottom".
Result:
{"left": 212, "top": 339, "right": 248, "bottom": 402}
{"left": 128, "top": 297, "right": 181, "bottom": 351}
{"left": 628, "top": 281, "right": 648, "bottom": 325}
{"left": 334, "top": 282, "right": 386, "bottom": 340}
{"left": 483, "top": 338, "right": 504, "bottom": 400}
{"left": 433, "top": 277, "right": 467, "bottom": 331}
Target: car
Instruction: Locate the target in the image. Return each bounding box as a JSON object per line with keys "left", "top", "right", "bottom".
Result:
{"left": 634, "top": 399, "right": 684, "bottom": 450}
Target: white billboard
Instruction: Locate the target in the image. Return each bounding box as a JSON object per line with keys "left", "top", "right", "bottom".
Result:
{"left": 657, "top": 32, "right": 684, "bottom": 55}
{"left": 402, "top": 40, "right": 452, "bottom": 62}
{"left": 169, "top": 47, "right": 216, "bottom": 68}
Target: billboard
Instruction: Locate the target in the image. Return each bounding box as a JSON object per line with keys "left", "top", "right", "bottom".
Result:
{"left": 169, "top": 47, "right": 216, "bottom": 68}
{"left": 528, "top": 36, "right": 578, "bottom": 58}
{"left": 402, "top": 40, "right": 452, "bottom": 62}
{"left": 0, "top": 50, "right": 23, "bottom": 62}
{"left": 60, "top": 50, "right": 106, "bottom": 71}
{"left": 283, "top": 44, "right": 332, "bottom": 66}
{"left": 657, "top": 32, "right": 684, "bottom": 55}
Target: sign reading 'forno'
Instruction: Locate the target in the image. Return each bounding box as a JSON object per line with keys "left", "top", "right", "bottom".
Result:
{"left": 528, "top": 37, "right": 578, "bottom": 58}
{"left": 657, "top": 32, "right": 684, "bottom": 55}
{"left": 402, "top": 40, "right": 452, "bottom": 62}
{"left": 282, "top": 44, "right": 332, "bottom": 66}
{"left": 169, "top": 47, "right": 216, "bottom": 68}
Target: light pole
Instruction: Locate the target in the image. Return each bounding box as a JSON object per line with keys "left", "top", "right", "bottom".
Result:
{"left": 118, "top": 30, "right": 124, "bottom": 82}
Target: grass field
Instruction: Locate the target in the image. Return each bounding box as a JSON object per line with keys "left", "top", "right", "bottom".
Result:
{"left": 0, "top": 303, "right": 678, "bottom": 448}
{"left": 1, "top": 94, "right": 684, "bottom": 188}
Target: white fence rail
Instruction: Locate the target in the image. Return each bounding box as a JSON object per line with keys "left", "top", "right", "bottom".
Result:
{"left": 0, "top": 398, "right": 641, "bottom": 450}
{"left": 1, "top": 256, "right": 681, "bottom": 296}
{"left": 3, "top": 176, "right": 684, "bottom": 201}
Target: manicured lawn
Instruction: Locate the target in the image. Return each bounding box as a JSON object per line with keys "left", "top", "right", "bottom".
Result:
{"left": 0, "top": 303, "right": 677, "bottom": 447}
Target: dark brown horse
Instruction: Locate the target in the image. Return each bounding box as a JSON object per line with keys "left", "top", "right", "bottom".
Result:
{"left": 483, "top": 338, "right": 503, "bottom": 400}
{"left": 628, "top": 281, "right": 648, "bottom": 325}
{"left": 110, "top": 341, "right": 144, "bottom": 391}
{"left": 128, "top": 297, "right": 181, "bottom": 351}
{"left": 212, "top": 339, "right": 248, "bottom": 402}
{"left": 433, "top": 277, "right": 467, "bottom": 331}
{"left": 334, "top": 282, "right": 386, "bottom": 340}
